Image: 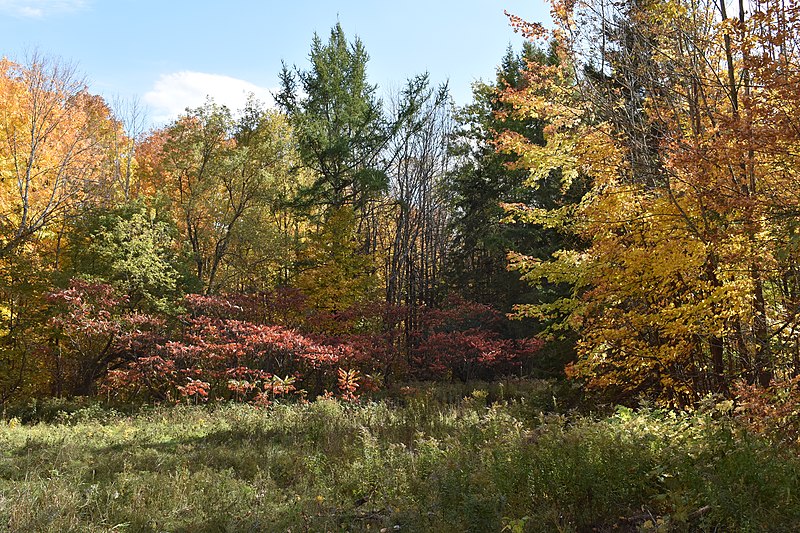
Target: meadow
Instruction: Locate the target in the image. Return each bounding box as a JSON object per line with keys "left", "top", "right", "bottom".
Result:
{"left": 1, "top": 382, "right": 798, "bottom": 532}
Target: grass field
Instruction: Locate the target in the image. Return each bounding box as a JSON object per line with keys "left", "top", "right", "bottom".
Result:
{"left": 1, "top": 383, "right": 798, "bottom": 532}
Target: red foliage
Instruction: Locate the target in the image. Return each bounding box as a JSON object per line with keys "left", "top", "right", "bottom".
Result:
{"left": 410, "top": 296, "right": 543, "bottom": 381}
{"left": 51, "top": 281, "right": 542, "bottom": 401}
{"left": 177, "top": 378, "right": 211, "bottom": 402}
{"left": 183, "top": 288, "right": 308, "bottom": 327}
{"left": 733, "top": 377, "right": 800, "bottom": 448}
{"left": 311, "top": 301, "right": 409, "bottom": 383}
{"left": 504, "top": 9, "right": 548, "bottom": 40}
{"left": 105, "top": 293, "right": 345, "bottom": 402}
{"left": 47, "top": 280, "right": 165, "bottom": 396}
{"left": 337, "top": 368, "right": 360, "bottom": 402}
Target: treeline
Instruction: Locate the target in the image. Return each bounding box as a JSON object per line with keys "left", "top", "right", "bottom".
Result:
{"left": 7, "top": 0, "right": 800, "bottom": 409}
{"left": 0, "top": 26, "right": 557, "bottom": 404}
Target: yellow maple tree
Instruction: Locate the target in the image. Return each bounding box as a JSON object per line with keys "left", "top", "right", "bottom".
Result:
{"left": 502, "top": 0, "right": 800, "bottom": 404}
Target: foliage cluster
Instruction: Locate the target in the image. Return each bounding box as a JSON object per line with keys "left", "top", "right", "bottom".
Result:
{"left": 43, "top": 281, "right": 538, "bottom": 403}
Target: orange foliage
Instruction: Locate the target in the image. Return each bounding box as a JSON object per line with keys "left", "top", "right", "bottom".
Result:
{"left": 0, "top": 54, "right": 122, "bottom": 257}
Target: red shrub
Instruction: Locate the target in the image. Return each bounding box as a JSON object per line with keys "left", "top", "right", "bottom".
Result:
{"left": 105, "top": 294, "right": 346, "bottom": 402}
{"left": 52, "top": 283, "right": 543, "bottom": 402}
{"left": 410, "top": 296, "right": 543, "bottom": 381}
{"left": 733, "top": 377, "right": 800, "bottom": 448}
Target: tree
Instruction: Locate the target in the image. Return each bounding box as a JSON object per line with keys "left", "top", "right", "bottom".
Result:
{"left": 443, "top": 44, "right": 588, "bottom": 377}
{"left": 138, "top": 99, "right": 297, "bottom": 294}
{"left": 109, "top": 96, "right": 147, "bottom": 202}
{"left": 210, "top": 103, "right": 308, "bottom": 291}
{"left": 447, "top": 44, "right": 587, "bottom": 314}
{"left": 277, "top": 23, "right": 391, "bottom": 211}
{"left": 297, "top": 205, "right": 379, "bottom": 313}
{"left": 385, "top": 76, "right": 453, "bottom": 311}
{"left": 501, "top": 0, "right": 800, "bottom": 404}
{"left": 0, "top": 54, "right": 118, "bottom": 258}
{"left": 138, "top": 101, "right": 233, "bottom": 293}
{"left": 278, "top": 24, "right": 452, "bottom": 338}
{"left": 65, "top": 198, "right": 184, "bottom": 312}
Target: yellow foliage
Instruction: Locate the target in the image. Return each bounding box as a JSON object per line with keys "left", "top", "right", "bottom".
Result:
{"left": 0, "top": 55, "right": 121, "bottom": 257}
{"left": 503, "top": 0, "right": 800, "bottom": 403}
{"left": 297, "top": 206, "right": 380, "bottom": 313}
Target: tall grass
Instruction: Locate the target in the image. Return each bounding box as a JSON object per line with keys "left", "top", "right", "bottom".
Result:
{"left": 0, "top": 389, "right": 798, "bottom": 531}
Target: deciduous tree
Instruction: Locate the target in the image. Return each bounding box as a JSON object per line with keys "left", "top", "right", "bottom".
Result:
{"left": 0, "top": 54, "right": 118, "bottom": 258}
{"left": 502, "top": 0, "right": 800, "bottom": 403}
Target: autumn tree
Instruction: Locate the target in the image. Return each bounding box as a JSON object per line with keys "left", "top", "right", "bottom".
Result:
{"left": 138, "top": 99, "right": 299, "bottom": 294}
{"left": 137, "top": 101, "right": 232, "bottom": 293}
{"left": 297, "top": 205, "right": 379, "bottom": 314}
{"left": 0, "top": 53, "right": 119, "bottom": 258}
{"left": 211, "top": 103, "right": 308, "bottom": 291}
{"left": 109, "top": 96, "right": 147, "bottom": 202}
{"left": 447, "top": 43, "right": 588, "bottom": 316}
{"left": 501, "top": 0, "right": 800, "bottom": 404}
{"left": 445, "top": 44, "right": 588, "bottom": 376}
{"left": 278, "top": 24, "right": 440, "bottom": 321}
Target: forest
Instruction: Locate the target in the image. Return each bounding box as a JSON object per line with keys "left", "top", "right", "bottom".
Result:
{"left": 2, "top": 0, "right": 800, "bottom": 531}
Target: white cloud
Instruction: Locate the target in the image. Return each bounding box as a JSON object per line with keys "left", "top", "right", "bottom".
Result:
{"left": 0, "top": 0, "right": 87, "bottom": 18}
{"left": 143, "top": 71, "right": 275, "bottom": 125}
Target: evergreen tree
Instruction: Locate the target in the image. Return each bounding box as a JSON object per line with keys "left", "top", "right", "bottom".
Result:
{"left": 276, "top": 23, "right": 390, "bottom": 211}
{"left": 446, "top": 44, "right": 586, "bottom": 375}
{"left": 448, "top": 43, "right": 555, "bottom": 310}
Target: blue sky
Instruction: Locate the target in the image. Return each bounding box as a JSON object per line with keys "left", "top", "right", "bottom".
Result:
{"left": 1, "top": 0, "right": 551, "bottom": 126}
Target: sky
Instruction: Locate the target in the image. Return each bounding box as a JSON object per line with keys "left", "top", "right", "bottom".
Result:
{"left": 0, "top": 0, "right": 552, "bottom": 127}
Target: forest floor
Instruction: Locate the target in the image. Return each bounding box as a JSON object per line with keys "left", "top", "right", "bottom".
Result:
{"left": 1, "top": 381, "right": 798, "bottom": 532}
